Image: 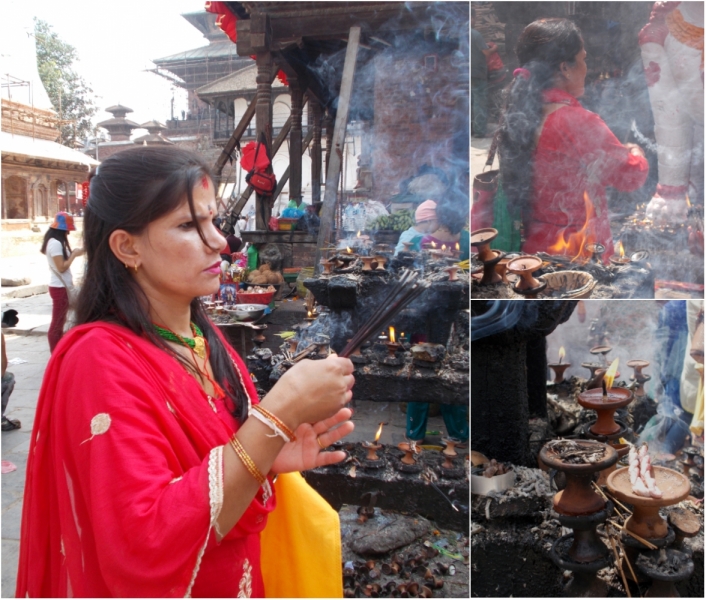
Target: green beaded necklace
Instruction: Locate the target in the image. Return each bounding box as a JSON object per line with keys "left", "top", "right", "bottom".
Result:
{"left": 153, "top": 322, "right": 207, "bottom": 359}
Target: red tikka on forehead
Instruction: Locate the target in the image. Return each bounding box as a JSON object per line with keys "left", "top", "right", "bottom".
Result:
{"left": 201, "top": 176, "right": 209, "bottom": 190}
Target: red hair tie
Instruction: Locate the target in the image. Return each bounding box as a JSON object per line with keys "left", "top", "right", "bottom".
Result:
{"left": 513, "top": 68, "right": 531, "bottom": 80}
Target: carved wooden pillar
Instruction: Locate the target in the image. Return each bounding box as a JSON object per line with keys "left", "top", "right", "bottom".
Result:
{"left": 255, "top": 51, "right": 274, "bottom": 230}
{"left": 310, "top": 96, "right": 323, "bottom": 205}
{"left": 289, "top": 76, "right": 303, "bottom": 206}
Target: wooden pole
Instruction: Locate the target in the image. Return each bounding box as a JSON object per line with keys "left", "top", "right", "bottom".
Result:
{"left": 255, "top": 51, "right": 274, "bottom": 230}
{"left": 314, "top": 26, "right": 361, "bottom": 273}
{"left": 310, "top": 95, "right": 323, "bottom": 204}
{"left": 288, "top": 75, "right": 303, "bottom": 206}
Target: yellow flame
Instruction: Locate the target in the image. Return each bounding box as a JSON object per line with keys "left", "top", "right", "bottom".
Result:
{"left": 442, "top": 244, "right": 447, "bottom": 251}
{"left": 307, "top": 310, "right": 312, "bottom": 318}
{"left": 686, "top": 195, "right": 691, "bottom": 208}
{"left": 357, "top": 231, "right": 361, "bottom": 237}
{"left": 431, "top": 241, "right": 437, "bottom": 248}
{"left": 374, "top": 422, "right": 384, "bottom": 442}
{"left": 346, "top": 246, "right": 352, "bottom": 253}
{"left": 400, "top": 332, "right": 405, "bottom": 338}
{"left": 559, "top": 347, "right": 566, "bottom": 363}
{"left": 604, "top": 358, "right": 619, "bottom": 390}
{"left": 389, "top": 326, "right": 396, "bottom": 343}
{"left": 455, "top": 242, "right": 460, "bottom": 251}
{"left": 618, "top": 241, "right": 625, "bottom": 258}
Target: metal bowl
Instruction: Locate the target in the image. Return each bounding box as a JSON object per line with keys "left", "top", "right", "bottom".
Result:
{"left": 225, "top": 303, "right": 267, "bottom": 322}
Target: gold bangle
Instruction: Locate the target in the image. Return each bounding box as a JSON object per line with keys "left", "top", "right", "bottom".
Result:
{"left": 252, "top": 405, "right": 296, "bottom": 442}
{"left": 229, "top": 436, "right": 266, "bottom": 485}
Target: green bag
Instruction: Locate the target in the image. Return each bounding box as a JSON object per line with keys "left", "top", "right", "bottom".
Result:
{"left": 492, "top": 177, "right": 522, "bottom": 253}
{"left": 246, "top": 244, "right": 259, "bottom": 271}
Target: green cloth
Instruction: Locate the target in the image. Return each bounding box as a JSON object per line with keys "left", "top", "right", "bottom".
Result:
{"left": 492, "top": 178, "right": 522, "bottom": 252}
{"left": 459, "top": 229, "right": 470, "bottom": 261}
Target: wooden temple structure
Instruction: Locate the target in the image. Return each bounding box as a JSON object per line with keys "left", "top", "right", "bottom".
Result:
{"left": 204, "top": 1, "right": 469, "bottom": 260}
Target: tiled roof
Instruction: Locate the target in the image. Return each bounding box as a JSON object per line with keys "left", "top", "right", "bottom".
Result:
{"left": 1, "top": 131, "right": 99, "bottom": 166}
{"left": 196, "top": 65, "right": 285, "bottom": 97}
{"left": 153, "top": 41, "right": 243, "bottom": 65}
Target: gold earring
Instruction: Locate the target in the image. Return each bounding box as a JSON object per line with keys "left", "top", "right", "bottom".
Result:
{"left": 134, "top": 264, "right": 138, "bottom": 273}
{"left": 124, "top": 263, "right": 129, "bottom": 269}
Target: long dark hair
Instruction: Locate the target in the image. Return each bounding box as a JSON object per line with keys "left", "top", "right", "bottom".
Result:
{"left": 40, "top": 228, "right": 71, "bottom": 260}
{"left": 77, "top": 145, "right": 249, "bottom": 422}
{"left": 498, "top": 18, "right": 583, "bottom": 216}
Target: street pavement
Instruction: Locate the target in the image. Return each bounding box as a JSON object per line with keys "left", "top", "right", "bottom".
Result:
{"left": 1, "top": 290, "right": 457, "bottom": 596}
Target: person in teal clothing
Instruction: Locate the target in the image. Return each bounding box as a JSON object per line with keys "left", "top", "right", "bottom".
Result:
{"left": 394, "top": 200, "right": 438, "bottom": 255}
{"left": 420, "top": 199, "right": 469, "bottom": 259}
{"left": 406, "top": 401, "right": 468, "bottom": 444}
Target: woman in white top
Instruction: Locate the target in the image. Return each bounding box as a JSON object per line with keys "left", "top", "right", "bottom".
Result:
{"left": 40, "top": 212, "right": 84, "bottom": 352}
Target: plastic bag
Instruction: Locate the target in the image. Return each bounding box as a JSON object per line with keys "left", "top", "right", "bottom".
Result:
{"left": 637, "top": 400, "right": 690, "bottom": 456}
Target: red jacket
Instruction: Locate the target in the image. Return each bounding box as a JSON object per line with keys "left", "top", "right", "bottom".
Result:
{"left": 523, "top": 88, "right": 649, "bottom": 261}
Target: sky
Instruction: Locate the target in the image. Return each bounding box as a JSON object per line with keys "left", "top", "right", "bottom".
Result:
{"left": 2, "top": 0, "right": 212, "bottom": 137}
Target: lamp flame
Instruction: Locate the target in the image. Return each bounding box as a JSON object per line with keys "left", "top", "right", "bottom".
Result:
{"left": 604, "top": 358, "right": 619, "bottom": 390}
{"left": 559, "top": 347, "right": 565, "bottom": 364}
{"left": 307, "top": 310, "right": 312, "bottom": 318}
{"left": 374, "top": 422, "right": 384, "bottom": 443}
{"left": 346, "top": 246, "right": 352, "bottom": 253}
{"left": 686, "top": 195, "right": 691, "bottom": 208}
{"left": 441, "top": 244, "right": 447, "bottom": 251}
{"left": 547, "top": 191, "right": 597, "bottom": 262}
{"left": 431, "top": 241, "right": 437, "bottom": 248}
{"left": 618, "top": 241, "right": 625, "bottom": 258}
{"left": 389, "top": 326, "right": 396, "bottom": 343}
{"left": 455, "top": 242, "right": 460, "bottom": 251}
{"left": 357, "top": 230, "right": 361, "bottom": 237}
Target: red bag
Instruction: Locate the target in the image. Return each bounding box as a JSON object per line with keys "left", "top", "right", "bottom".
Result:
{"left": 247, "top": 171, "right": 277, "bottom": 195}
{"left": 487, "top": 50, "right": 504, "bottom": 73}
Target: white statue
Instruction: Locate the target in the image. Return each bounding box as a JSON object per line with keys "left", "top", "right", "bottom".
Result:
{"left": 639, "top": 1, "right": 704, "bottom": 225}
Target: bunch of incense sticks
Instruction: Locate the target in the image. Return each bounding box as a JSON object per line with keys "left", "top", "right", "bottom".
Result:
{"left": 339, "top": 269, "right": 430, "bottom": 358}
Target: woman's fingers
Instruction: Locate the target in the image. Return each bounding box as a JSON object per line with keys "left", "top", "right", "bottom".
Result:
{"left": 316, "top": 450, "right": 348, "bottom": 467}
{"left": 313, "top": 408, "right": 353, "bottom": 434}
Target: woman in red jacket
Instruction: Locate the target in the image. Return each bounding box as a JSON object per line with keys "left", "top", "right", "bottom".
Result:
{"left": 498, "top": 18, "right": 649, "bottom": 261}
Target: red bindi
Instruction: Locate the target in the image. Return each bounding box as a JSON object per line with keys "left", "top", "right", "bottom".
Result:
{"left": 201, "top": 176, "right": 209, "bottom": 189}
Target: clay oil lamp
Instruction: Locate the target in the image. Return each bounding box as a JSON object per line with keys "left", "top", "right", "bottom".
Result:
{"left": 304, "top": 309, "right": 316, "bottom": 322}
{"left": 585, "top": 242, "right": 605, "bottom": 264}
{"left": 362, "top": 423, "right": 384, "bottom": 461}
{"left": 636, "top": 549, "right": 694, "bottom": 598}
{"left": 320, "top": 259, "right": 335, "bottom": 274}
{"left": 445, "top": 265, "right": 459, "bottom": 282}
{"left": 373, "top": 255, "right": 387, "bottom": 270}
{"left": 385, "top": 327, "right": 401, "bottom": 357}
{"left": 397, "top": 440, "right": 420, "bottom": 465}
{"left": 577, "top": 359, "right": 633, "bottom": 437}
{"left": 607, "top": 465, "right": 691, "bottom": 540}
{"left": 506, "top": 255, "right": 547, "bottom": 297}
{"left": 470, "top": 228, "right": 497, "bottom": 261}
{"left": 590, "top": 344, "right": 612, "bottom": 366}
{"left": 627, "top": 359, "right": 651, "bottom": 396}
{"left": 548, "top": 346, "right": 571, "bottom": 383}
{"left": 630, "top": 250, "right": 649, "bottom": 265}
{"left": 360, "top": 256, "right": 376, "bottom": 271}
{"left": 402, "top": 241, "right": 414, "bottom": 253}
{"left": 451, "top": 242, "right": 461, "bottom": 258}
{"left": 609, "top": 241, "right": 631, "bottom": 267}
{"left": 203, "top": 300, "right": 215, "bottom": 315}
{"left": 214, "top": 300, "right": 224, "bottom": 314}
{"left": 582, "top": 362, "right": 603, "bottom": 380}
{"left": 441, "top": 438, "right": 458, "bottom": 469}
{"left": 540, "top": 440, "right": 617, "bottom": 517}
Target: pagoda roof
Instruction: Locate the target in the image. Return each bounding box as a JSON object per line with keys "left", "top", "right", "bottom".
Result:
{"left": 96, "top": 117, "right": 141, "bottom": 128}
{"left": 140, "top": 120, "right": 168, "bottom": 131}
{"left": 1, "top": 131, "right": 99, "bottom": 167}
{"left": 104, "top": 104, "right": 134, "bottom": 114}
{"left": 132, "top": 133, "right": 174, "bottom": 145}
{"left": 153, "top": 40, "right": 243, "bottom": 65}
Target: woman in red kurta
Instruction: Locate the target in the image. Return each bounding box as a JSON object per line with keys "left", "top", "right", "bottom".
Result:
{"left": 498, "top": 18, "right": 649, "bottom": 261}
{"left": 16, "top": 146, "right": 356, "bottom": 597}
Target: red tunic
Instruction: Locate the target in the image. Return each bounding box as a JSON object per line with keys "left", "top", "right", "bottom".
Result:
{"left": 16, "top": 322, "right": 274, "bottom": 598}
{"left": 523, "top": 88, "right": 649, "bottom": 261}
